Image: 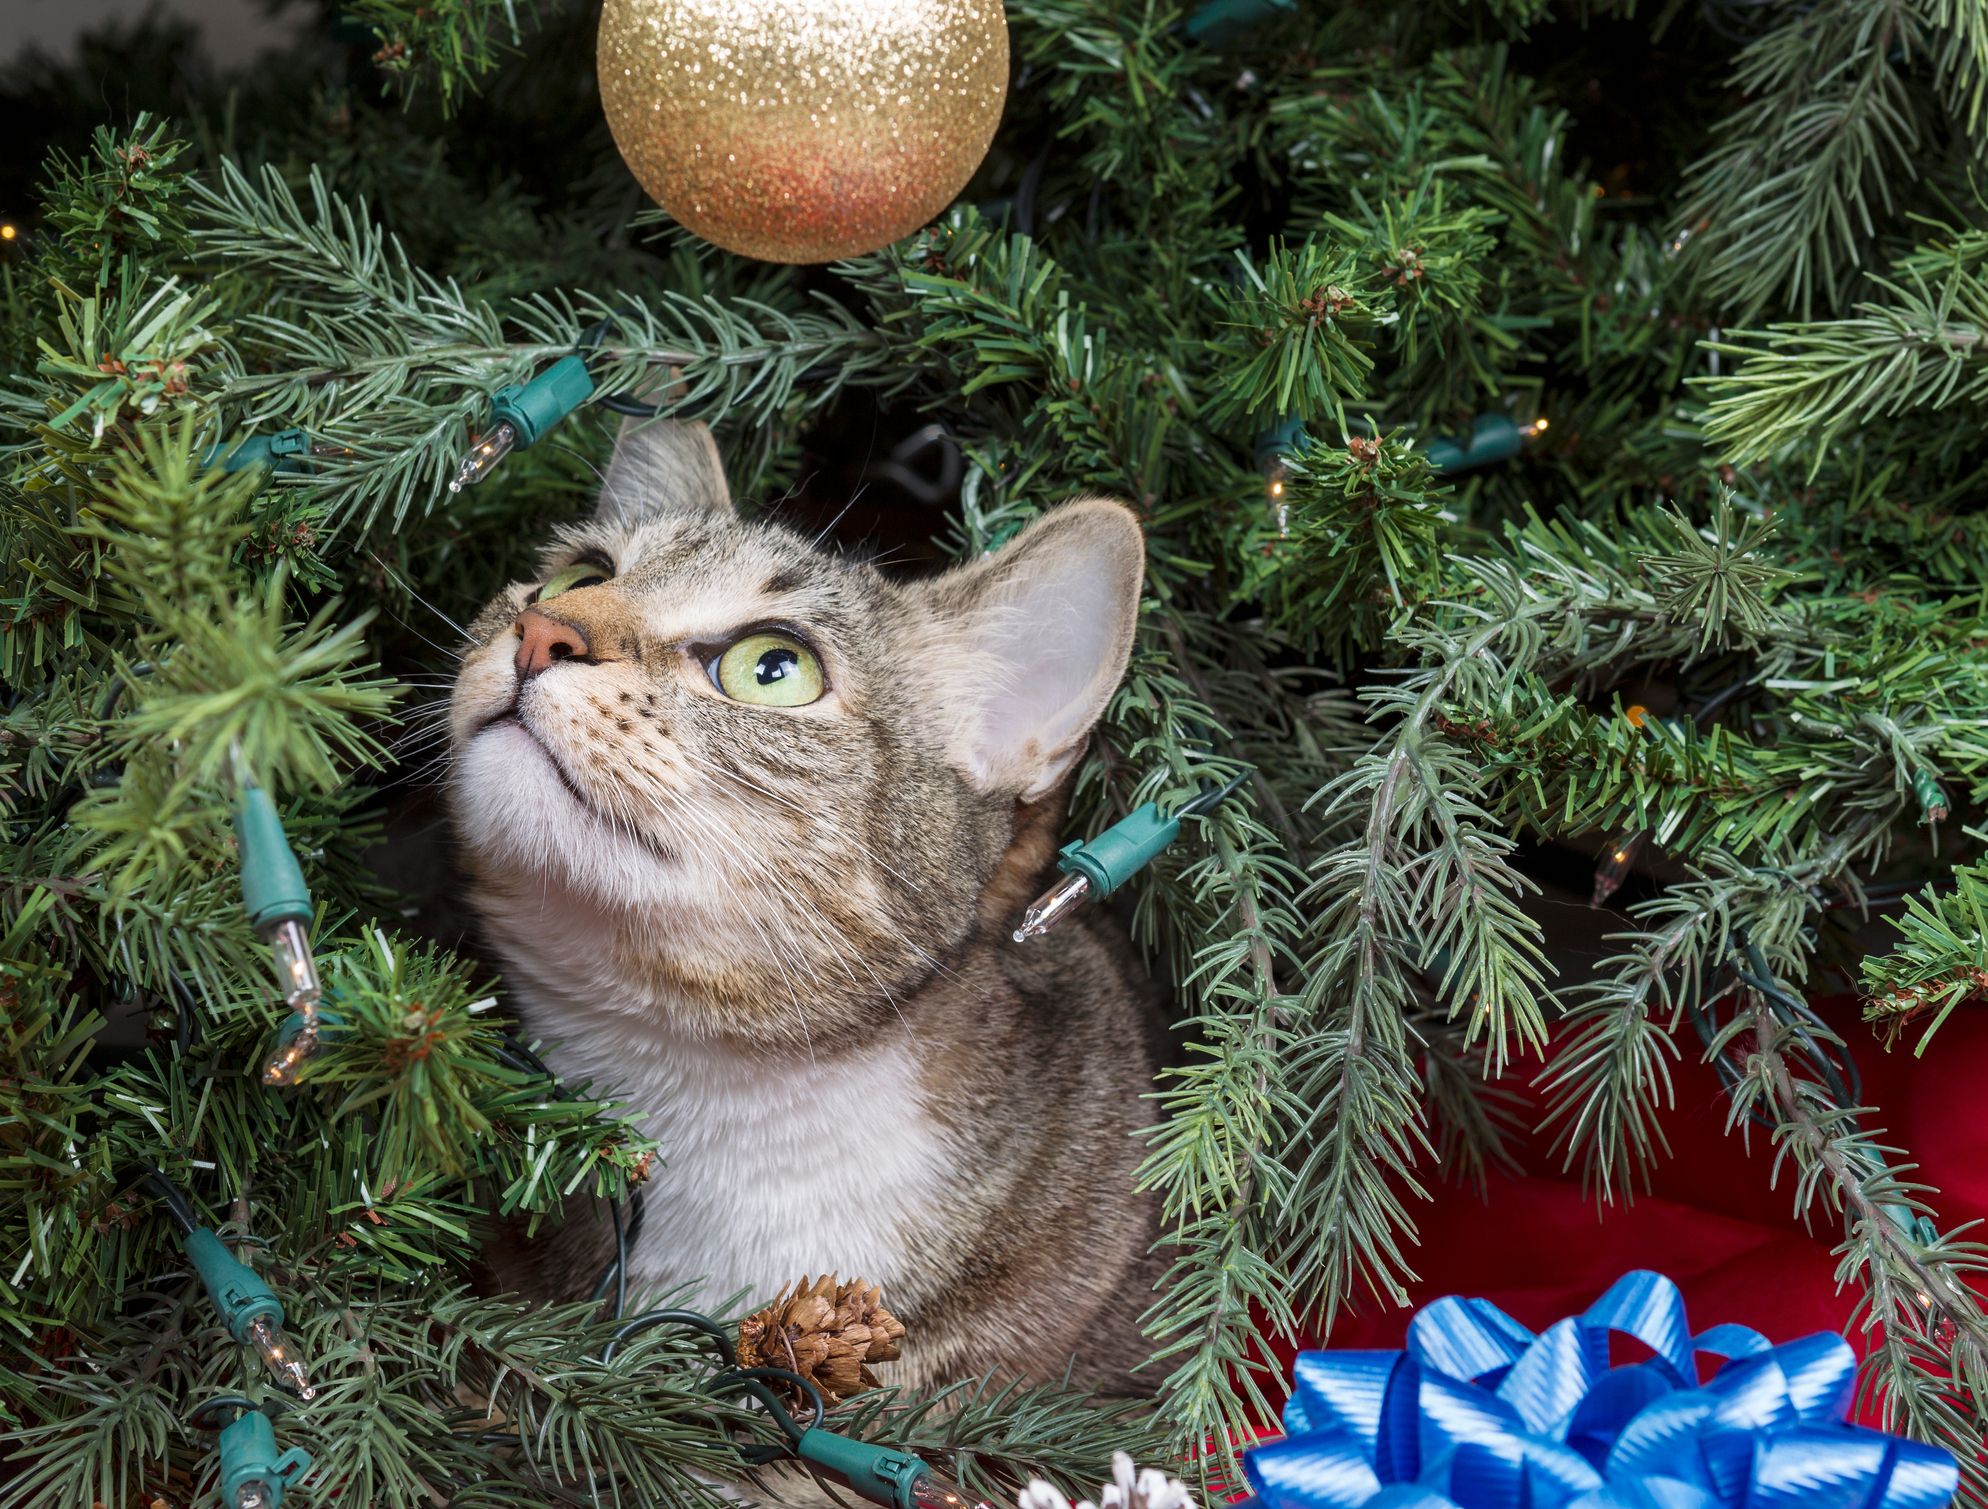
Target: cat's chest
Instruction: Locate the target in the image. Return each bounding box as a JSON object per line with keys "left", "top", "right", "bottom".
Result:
{"left": 539, "top": 1024, "right": 955, "bottom": 1305}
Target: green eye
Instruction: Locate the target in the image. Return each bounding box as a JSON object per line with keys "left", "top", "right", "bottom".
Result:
{"left": 534, "top": 559, "right": 612, "bottom": 603}
{"left": 712, "top": 633, "right": 826, "bottom": 707}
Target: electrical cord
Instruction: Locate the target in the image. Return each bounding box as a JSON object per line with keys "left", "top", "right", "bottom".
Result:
{"left": 1685, "top": 933, "right": 1863, "bottom": 1132}
{"left": 188, "top": 1394, "right": 275, "bottom": 1431}
{"left": 1176, "top": 766, "right": 1253, "bottom": 820}
{"left": 579, "top": 1169, "right": 822, "bottom": 1464}
{"left": 130, "top": 982, "right": 837, "bottom": 1479}
{"left": 132, "top": 1165, "right": 200, "bottom": 1237}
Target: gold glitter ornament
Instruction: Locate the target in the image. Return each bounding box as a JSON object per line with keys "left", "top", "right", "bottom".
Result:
{"left": 597, "top": 0, "right": 1009, "bottom": 264}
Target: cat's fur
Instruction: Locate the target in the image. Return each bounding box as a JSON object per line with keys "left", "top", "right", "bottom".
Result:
{"left": 448, "top": 417, "right": 1161, "bottom": 1392}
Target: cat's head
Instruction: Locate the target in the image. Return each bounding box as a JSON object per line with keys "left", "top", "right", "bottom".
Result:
{"left": 447, "top": 418, "right": 1144, "bottom": 1052}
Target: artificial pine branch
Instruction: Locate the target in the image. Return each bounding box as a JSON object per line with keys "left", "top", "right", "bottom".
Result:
{"left": 11, "top": 0, "right": 1988, "bottom": 1498}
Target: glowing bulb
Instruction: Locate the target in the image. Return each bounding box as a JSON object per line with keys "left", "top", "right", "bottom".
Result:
{"left": 0, "top": 224, "right": 16, "bottom": 242}
{"left": 245, "top": 1315, "right": 316, "bottom": 1400}
{"left": 449, "top": 420, "right": 518, "bottom": 492}
{"left": 262, "top": 917, "right": 321, "bottom": 1010}
{"left": 1592, "top": 833, "right": 1645, "bottom": 907}
{"left": 1523, "top": 415, "right": 1550, "bottom": 438}
{"left": 1264, "top": 459, "right": 1291, "bottom": 537}
{"left": 260, "top": 1017, "right": 321, "bottom": 1087}
{"left": 259, "top": 916, "right": 324, "bottom": 1084}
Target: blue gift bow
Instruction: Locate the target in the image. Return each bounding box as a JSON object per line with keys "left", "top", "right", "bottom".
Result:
{"left": 1241, "top": 1270, "right": 1959, "bottom": 1509}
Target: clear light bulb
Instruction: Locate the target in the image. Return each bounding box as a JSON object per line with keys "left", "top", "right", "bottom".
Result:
{"left": 264, "top": 917, "right": 321, "bottom": 1010}
{"left": 259, "top": 916, "right": 323, "bottom": 1085}
{"left": 449, "top": 420, "right": 518, "bottom": 492}
{"left": 1591, "top": 833, "right": 1645, "bottom": 907}
{"left": 1013, "top": 872, "right": 1091, "bottom": 943}
{"left": 245, "top": 1314, "right": 316, "bottom": 1400}
{"left": 260, "top": 1016, "right": 321, "bottom": 1087}
{"left": 235, "top": 1485, "right": 271, "bottom": 1509}
{"left": 910, "top": 1475, "right": 999, "bottom": 1509}
{"left": 1266, "top": 460, "right": 1290, "bottom": 537}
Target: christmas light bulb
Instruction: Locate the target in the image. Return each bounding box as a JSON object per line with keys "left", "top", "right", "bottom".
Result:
{"left": 1013, "top": 802, "right": 1184, "bottom": 943}
{"left": 260, "top": 1015, "right": 321, "bottom": 1087}
{"left": 245, "top": 1314, "right": 316, "bottom": 1400}
{"left": 183, "top": 1228, "right": 317, "bottom": 1397}
{"left": 1265, "top": 461, "right": 1290, "bottom": 537}
{"left": 450, "top": 356, "right": 598, "bottom": 493}
{"left": 235, "top": 1486, "right": 270, "bottom": 1509}
{"left": 1592, "top": 833, "right": 1644, "bottom": 907}
{"left": 259, "top": 915, "right": 324, "bottom": 1083}
{"left": 908, "top": 1475, "right": 999, "bottom": 1509}
{"left": 1014, "top": 872, "right": 1091, "bottom": 942}
{"left": 265, "top": 916, "right": 322, "bottom": 1010}
{"left": 234, "top": 784, "right": 326, "bottom": 1084}
{"left": 449, "top": 420, "right": 518, "bottom": 492}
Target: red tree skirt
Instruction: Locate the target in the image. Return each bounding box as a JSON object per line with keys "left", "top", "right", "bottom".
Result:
{"left": 1299, "top": 998, "right": 1988, "bottom": 1414}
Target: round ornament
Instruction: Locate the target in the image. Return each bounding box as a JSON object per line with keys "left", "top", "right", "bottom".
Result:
{"left": 597, "top": 0, "right": 1010, "bottom": 264}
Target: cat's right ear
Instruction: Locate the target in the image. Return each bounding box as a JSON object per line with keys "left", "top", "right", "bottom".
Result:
{"left": 596, "top": 416, "right": 734, "bottom": 526}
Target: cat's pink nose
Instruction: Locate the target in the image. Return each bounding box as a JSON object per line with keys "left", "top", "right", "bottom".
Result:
{"left": 514, "top": 608, "right": 591, "bottom": 681}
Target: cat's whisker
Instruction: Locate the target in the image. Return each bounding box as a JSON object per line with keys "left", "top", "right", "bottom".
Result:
{"left": 633, "top": 790, "right": 822, "bottom": 1062}
{"left": 678, "top": 755, "right": 960, "bottom": 983}
{"left": 640, "top": 786, "right": 833, "bottom": 980}
{"left": 807, "top": 496, "right": 860, "bottom": 551}
{"left": 638, "top": 770, "right": 922, "bottom": 1035}
{"left": 367, "top": 551, "right": 471, "bottom": 640}
{"left": 624, "top": 776, "right": 863, "bottom": 1012}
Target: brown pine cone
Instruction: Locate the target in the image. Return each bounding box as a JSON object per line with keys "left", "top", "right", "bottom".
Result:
{"left": 736, "top": 1274, "right": 906, "bottom": 1405}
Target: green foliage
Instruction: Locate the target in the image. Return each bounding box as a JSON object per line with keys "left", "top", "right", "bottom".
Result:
{"left": 33, "top": 114, "right": 193, "bottom": 290}
{"left": 1204, "top": 240, "right": 1377, "bottom": 429}
{"left": 1246, "top": 434, "right": 1450, "bottom": 659}
{"left": 9, "top": 0, "right": 1988, "bottom": 1503}
{"left": 1675, "top": 0, "right": 1988, "bottom": 318}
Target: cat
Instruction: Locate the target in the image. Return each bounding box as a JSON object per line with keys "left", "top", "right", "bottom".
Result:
{"left": 447, "top": 415, "right": 1164, "bottom": 1394}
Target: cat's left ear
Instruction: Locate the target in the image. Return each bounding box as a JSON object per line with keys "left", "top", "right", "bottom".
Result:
{"left": 915, "top": 498, "right": 1145, "bottom": 801}
{"left": 596, "top": 416, "right": 734, "bottom": 525}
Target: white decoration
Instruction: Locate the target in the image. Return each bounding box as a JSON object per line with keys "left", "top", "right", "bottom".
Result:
{"left": 1017, "top": 1452, "right": 1198, "bottom": 1509}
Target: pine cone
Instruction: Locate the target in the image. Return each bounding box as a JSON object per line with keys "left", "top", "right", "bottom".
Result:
{"left": 736, "top": 1274, "right": 906, "bottom": 1405}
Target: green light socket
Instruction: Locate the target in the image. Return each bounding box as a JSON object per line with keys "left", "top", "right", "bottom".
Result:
{"left": 234, "top": 786, "right": 313, "bottom": 932}
{"left": 1055, "top": 801, "right": 1183, "bottom": 898}
{"left": 203, "top": 429, "right": 312, "bottom": 474}
{"left": 491, "top": 355, "right": 597, "bottom": 449}
{"left": 1185, "top": 0, "right": 1297, "bottom": 47}
{"left": 184, "top": 1227, "right": 284, "bottom": 1340}
{"left": 219, "top": 1408, "right": 312, "bottom": 1509}
{"left": 1423, "top": 413, "right": 1524, "bottom": 475}
{"left": 1252, "top": 412, "right": 1308, "bottom": 469}
{"left": 795, "top": 1428, "right": 931, "bottom": 1509}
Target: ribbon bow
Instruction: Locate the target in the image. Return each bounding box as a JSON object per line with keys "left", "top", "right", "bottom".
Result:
{"left": 1243, "top": 1270, "right": 1958, "bottom": 1509}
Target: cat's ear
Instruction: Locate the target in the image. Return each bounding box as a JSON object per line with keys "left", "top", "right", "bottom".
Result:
{"left": 596, "top": 416, "right": 734, "bottom": 525}
{"left": 916, "top": 498, "right": 1145, "bottom": 801}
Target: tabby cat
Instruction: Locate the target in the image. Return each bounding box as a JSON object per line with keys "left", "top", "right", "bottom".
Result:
{"left": 448, "top": 416, "right": 1161, "bottom": 1391}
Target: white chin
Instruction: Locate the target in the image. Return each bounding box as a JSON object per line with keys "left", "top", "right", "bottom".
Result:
{"left": 455, "top": 721, "right": 678, "bottom": 907}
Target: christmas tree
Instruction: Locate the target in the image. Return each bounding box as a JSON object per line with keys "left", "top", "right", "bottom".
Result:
{"left": 6, "top": 0, "right": 1988, "bottom": 1503}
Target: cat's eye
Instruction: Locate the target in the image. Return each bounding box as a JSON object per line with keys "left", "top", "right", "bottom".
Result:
{"left": 532, "top": 558, "right": 613, "bottom": 604}
{"left": 710, "top": 632, "right": 826, "bottom": 708}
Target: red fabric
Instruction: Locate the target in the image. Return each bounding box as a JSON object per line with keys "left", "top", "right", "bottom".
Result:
{"left": 1276, "top": 998, "right": 1988, "bottom": 1418}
